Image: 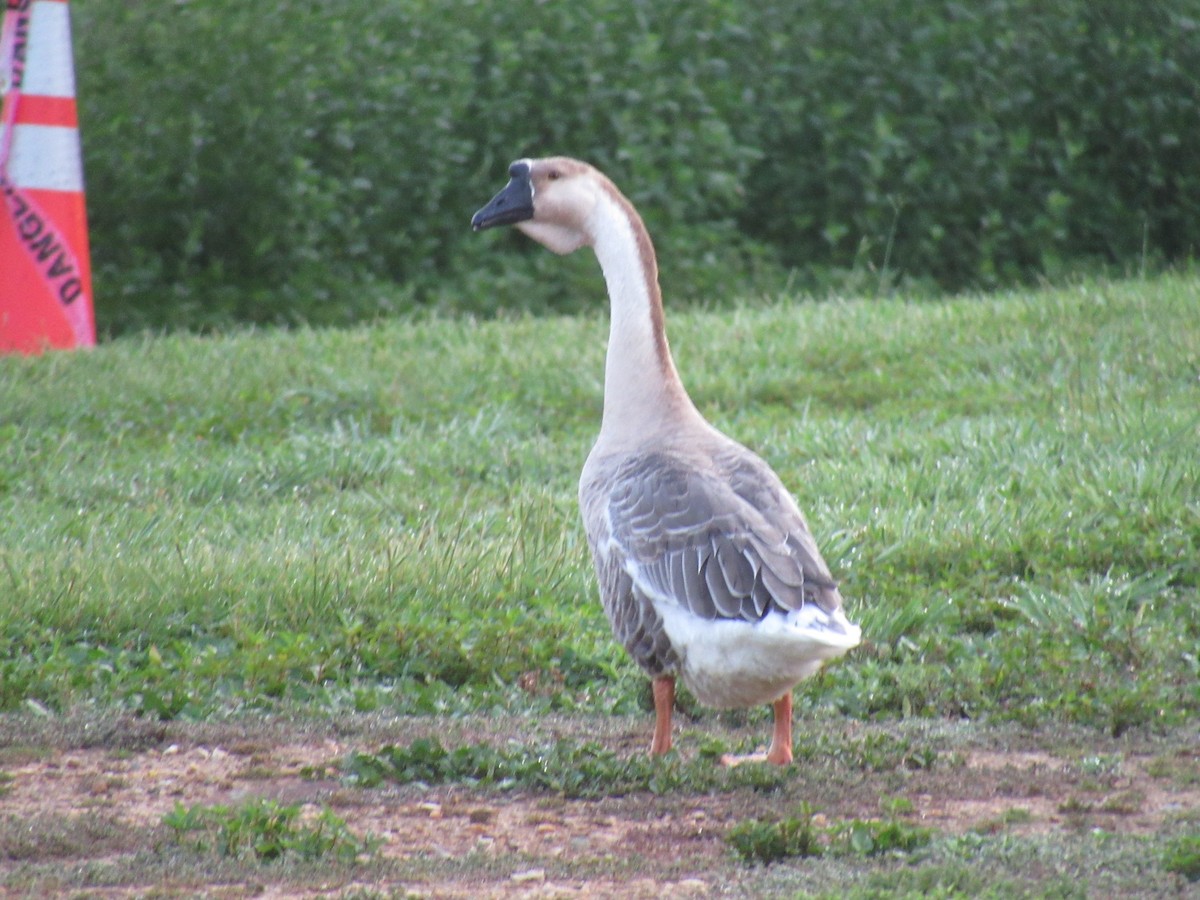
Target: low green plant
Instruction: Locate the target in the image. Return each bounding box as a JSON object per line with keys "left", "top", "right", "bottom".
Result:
{"left": 727, "top": 802, "right": 934, "bottom": 864}
{"left": 830, "top": 818, "right": 935, "bottom": 857}
{"left": 879, "top": 795, "right": 916, "bottom": 817}
{"left": 727, "top": 808, "right": 823, "bottom": 864}
{"left": 162, "top": 798, "right": 376, "bottom": 863}
{"left": 1162, "top": 834, "right": 1200, "bottom": 882}
{"left": 0, "top": 812, "right": 140, "bottom": 863}
{"left": 974, "top": 807, "right": 1036, "bottom": 834}
{"left": 1147, "top": 754, "right": 1200, "bottom": 787}
{"left": 339, "top": 736, "right": 788, "bottom": 799}
{"left": 792, "top": 730, "right": 938, "bottom": 772}
{"left": 1098, "top": 791, "right": 1143, "bottom": 815}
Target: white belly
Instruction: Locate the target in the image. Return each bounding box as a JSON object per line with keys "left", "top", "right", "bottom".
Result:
{"left": 656, "top": 603, "right": 862, "bottom": 709}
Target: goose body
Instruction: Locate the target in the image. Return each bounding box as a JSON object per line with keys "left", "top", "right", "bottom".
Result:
{"left": 472, "top": 157, "right": 860, "bottom": 764}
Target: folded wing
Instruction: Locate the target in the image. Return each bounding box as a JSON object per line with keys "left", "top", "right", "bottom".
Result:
{"left": 605, "top": 450, "right": 843, "bottom": 625}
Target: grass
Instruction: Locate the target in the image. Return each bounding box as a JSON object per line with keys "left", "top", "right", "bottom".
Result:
{"left": 0, "top": 273, "right": 1196, "bottom": 889}
{"left": 2, "top": 273, "right": 1196, "bottom": 732}
{"left": 0, "top": 276, "right": 1195, "bottom": 722}
{"left": 778, "top": 830, "right": 1190, "bottom": 899}
{"left": 0, "top": 812, "right": 144, "bottom": 862}
{"left": 3, "top": 271, "right": 1195, "bottom": 894}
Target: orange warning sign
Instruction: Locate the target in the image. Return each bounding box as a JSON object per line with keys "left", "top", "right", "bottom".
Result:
{"left": 1, "top": 0, "right": 95, "bottom": 354}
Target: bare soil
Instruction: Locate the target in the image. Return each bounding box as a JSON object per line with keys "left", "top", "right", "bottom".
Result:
{"left": 1, "top": 712, "right": 1197, "bottom": 898}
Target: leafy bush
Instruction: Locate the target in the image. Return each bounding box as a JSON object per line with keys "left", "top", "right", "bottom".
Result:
{"left": 739, "top": 0, "right": 1200, "bottom": 289}
{"left": 71, "top": 0, "right": 1199, "bottom": 333}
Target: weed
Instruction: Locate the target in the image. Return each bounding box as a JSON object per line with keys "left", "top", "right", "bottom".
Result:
{"left": 1077, "top": 754, "right": 1123, "bottom": 777}
{"left": 339, "top": 736, "right": 787, "bottom": 799}
{"left": 793, "top": 729, "right": 937, "bottom": 772}
{"left": 1162, "top": 834, "right": 1200, "bottom": 881}
{"left": 1098, "top": 790, "right": 1144, "bottom": 815}
{"left": 879, "top": 795, "right": 916, "bottom": 817}
{"left": 727, "top": 804, "right": 935, "bottom": 865}
{"left": 829, "top": 818, "right": 936, "bottom": 857}
{"left": 162, "top": 798, "right": 377, "bottom": 863}
{"left": 727, "top": 807, "right": 823, "bottom": 864}
{"left": 0, "top": 812, "right": 141, "bottom": 861}
{"left": 0, "top": 746, "right": 50, "bottom": 766}
{"left": 1147, "top": 752, "right": 1200, "bottom": 787}
{"left": 1057, "top": 796, "right": 1092, "bottom": 815}
{"left": 236, "top": 765, "right": 281, "bottom": 782}
{"left": 974, "top": 807, "right": 1036, "bottom": 834}
{"left": 1001, "top": 807, "right": 1034, "bottom": 826}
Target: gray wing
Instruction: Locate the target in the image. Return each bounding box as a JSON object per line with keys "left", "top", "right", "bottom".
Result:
{"left": 589, "top": 541, "right": 680, "bottom": 677}
{"left": 606, "top": 449, "right": 842, "bottom": 625}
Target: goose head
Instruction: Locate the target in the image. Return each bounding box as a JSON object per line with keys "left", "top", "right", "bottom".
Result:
{"left": 471, "top": 157, "right": 600, "bottom": 255}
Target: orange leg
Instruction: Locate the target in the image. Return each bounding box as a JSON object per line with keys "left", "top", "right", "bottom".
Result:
{"left": 650, "top": 676, "right": 675, "bottom": 755}
{"left": 720, "top": 691, "right": 795, "bottom": 767}
{"left": 765, "top": 691, "right": 794, "bottom": 766}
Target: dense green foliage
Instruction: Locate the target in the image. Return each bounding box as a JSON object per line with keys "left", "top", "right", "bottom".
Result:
{"left": 0, "top": 275, "right": 1197, "bottom": 733}
{"left": 72, "top": 0, "right": 1199, "bottom": 333}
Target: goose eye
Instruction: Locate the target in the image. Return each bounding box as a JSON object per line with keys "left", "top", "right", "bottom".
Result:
{"left": 548, "top": 169, "right": 561, "bottom": 181}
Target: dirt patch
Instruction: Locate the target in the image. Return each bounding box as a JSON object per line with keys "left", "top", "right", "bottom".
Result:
{"left": 0, "top": 713, "right": 1197, "bottom": 897}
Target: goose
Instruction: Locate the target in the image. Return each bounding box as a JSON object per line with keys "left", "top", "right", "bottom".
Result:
{"left": 471, "top": 157, "right": 861, "bottom": 765}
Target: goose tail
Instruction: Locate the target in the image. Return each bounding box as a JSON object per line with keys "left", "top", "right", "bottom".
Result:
{"left": 784, "top": 603, "right": 862, "bottom": 656}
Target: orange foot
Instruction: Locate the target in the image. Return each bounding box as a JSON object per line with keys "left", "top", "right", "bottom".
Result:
{"left": 718, "top": 693, "right": 794, "bottom": 766}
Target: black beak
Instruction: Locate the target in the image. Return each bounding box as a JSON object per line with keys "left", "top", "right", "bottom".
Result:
{"left": 471, "top": 161, "right": 534, "bottom": 231}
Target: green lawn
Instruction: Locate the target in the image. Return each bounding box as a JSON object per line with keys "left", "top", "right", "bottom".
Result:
{"left": 2, "top": 274, "right": 1198, "bottom": 897}
{"left": 0, "top": 274, "right": 1197, "bottom": 731}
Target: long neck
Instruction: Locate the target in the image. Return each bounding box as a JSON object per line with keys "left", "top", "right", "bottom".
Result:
{"left": 589, "top": 190, "right": 697, "bottom": 440}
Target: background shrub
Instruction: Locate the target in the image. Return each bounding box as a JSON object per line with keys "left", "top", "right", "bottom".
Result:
{"left": 72, "top": 0, "right": 1199, "bottom": 334}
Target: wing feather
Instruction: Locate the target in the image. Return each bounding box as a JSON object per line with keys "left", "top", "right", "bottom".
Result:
{"left": 604, "top": 449, "right": 842, "bottom": 625}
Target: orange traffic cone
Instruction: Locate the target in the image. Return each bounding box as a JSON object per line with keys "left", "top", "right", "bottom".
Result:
{"left": 1, "top": 0, "right": 95, "bottom": 354}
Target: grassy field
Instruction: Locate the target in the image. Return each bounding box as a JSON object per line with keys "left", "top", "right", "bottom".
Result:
{"left": 1, "top": 273, "right": 1198, "bottom": 895}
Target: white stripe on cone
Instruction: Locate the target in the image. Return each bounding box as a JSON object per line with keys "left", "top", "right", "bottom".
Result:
{"left": 23, "top": 2, "right": 76, "bottom": 98}
{"left": 3, "top": 2, "right": 84, "bottom": 192}
{"left": 2, "top": 123, "right": 83, "bottom": 191}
